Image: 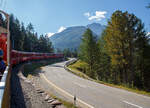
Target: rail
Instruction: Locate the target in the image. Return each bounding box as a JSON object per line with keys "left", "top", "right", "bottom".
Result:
{"left": 0, "top": 66, "right": 11, "bottom": 108}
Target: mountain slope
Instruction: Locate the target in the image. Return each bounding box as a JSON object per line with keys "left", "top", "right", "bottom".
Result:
{"left": 87, "top": 23, "right": 105, "bottom": 36}
{"left": 50, "top": 23, "right": 105, "bottom": 50}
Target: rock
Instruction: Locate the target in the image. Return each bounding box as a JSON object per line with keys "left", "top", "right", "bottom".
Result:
{"left": 32, "top": 83, "right": 35, "bottom": 86}
{"left": 36, "top": 88, "right": 45, "bottom": 93}
{"left": 44, "top": 95, "right": 50, "bottom": 101}
{"left": 50, "top": 100, "right": 62, "bottom": 106}
{"left": 11, "top": 65, "right": 54, "bottom": 108}
{"left": 25, "top": 80, "right": 31, "bottom": 83}
{"left": 41, "top": 92, "right": 46, "bottom": 96}
{"left": 47, "top": 99, "right": 55, "bottom": 103}
{"left": 37, "top": 91, "right": 44, "bottom": 93}
{"left": 36, "top": 88, "right": 41, "bottom": 91}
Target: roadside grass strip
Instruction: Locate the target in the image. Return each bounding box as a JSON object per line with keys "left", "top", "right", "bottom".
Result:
{"left": 67, "top": 60, "right": 150, "bottom": 97}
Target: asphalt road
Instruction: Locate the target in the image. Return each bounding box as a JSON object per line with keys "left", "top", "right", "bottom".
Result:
{"left": 40, "top": 59, "right": 150, "bottom": 108}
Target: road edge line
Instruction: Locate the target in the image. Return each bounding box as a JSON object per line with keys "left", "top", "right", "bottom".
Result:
{"left": 123, "top": 100, "right": 143, "bottom": 108}
{"left": 41, "top": 73, "right": 94, "bottom": 108}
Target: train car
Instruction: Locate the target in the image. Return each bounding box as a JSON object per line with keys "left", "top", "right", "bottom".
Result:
{"left": 11, "top": 50, "right": 17, "bottom": 65}
{"left": 10, "top": 50, "right": 64, "bottom": 65}
{"left": 1, "top": 28, "right": 64, "bottom": 66}
{"left": 0, "top": 32, "right": 7, "bottom": 64}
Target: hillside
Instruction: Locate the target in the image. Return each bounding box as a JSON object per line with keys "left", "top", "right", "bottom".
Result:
{"left": 50, "top": 23, "right": 105, "bottom": 50}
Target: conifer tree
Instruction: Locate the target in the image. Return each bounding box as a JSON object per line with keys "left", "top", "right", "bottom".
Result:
{"left": 8, "top": 14, "right": 54, "bottom": 53}
{"left": 104, "top": 10, "right": 147, "bottom": 85}
{"left": 97, "top": 31, "right": 111, "bottom": 81}
{"left": 79, "top": 28, "right": 99, "bottom": 79}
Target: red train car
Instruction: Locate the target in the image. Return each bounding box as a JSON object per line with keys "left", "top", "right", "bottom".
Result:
{"left": 11, "top": 50, "right": 64, "bottom": 65}
{"left": 0, "top": 31, "right": 64, "bottom": 66}
{"left": 0, "top": 33, "right": 7, "bottom": 64}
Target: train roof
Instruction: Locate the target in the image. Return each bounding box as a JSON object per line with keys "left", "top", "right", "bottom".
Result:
{"left": 11, "top": 50, "right": 63, "bottom": 55}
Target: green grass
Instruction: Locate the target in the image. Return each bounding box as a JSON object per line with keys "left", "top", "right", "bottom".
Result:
{"left": 23, "top": 62, "right": 43, "bottom": 77}
{"left": 68, "top": 60, "right": 92, "bottom": 80}
{"left": 23, "top": 59, "right": 62, "bottom": 77}
{"left": 67, "top": 60, "right": 150, "bottom": 97}
{"left": 46, "top": 91, "right": 78, "bottom": 108}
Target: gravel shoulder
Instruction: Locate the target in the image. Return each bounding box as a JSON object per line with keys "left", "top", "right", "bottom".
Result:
{"left": 10, "top": 63, "right": 65, "bottom": 108}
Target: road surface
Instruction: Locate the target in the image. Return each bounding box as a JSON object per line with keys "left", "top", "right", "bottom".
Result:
{"left": 40, "top": 59, "right": 150, "bottom": 108}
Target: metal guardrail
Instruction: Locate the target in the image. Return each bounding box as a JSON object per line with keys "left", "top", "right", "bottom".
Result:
{"left": 65, "top": 58, "right": 77, "bottom": 66}
{"left": 0, "top": 66, "right": 11, "bottom": 108}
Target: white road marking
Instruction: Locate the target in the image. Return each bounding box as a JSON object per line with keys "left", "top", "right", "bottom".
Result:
{"left": 123, "top": 100, "right": 143, "bottom": 108}
{"left": 74, "top": 82, "right": 87, "bottom": 88}
{"left": 41, "top": 73, "right": 94, "bottom": 108}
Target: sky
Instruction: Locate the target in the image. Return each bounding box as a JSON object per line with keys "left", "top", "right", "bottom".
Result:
{"left": 1, "top": 0, "right": 150, "bottom": 36}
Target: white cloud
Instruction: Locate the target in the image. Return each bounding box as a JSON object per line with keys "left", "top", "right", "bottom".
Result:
{"left": 57, "top": 26, "right": 66, "bottom": 33}
{"left": 47, "top": 32, "right": 55, "bottom": 37}
{"left": 46, "top": 26, "right": 66, "bottom": 37}
{"left": 84, "top": 11, "right": 107, "bottom": 21}
{"left": 147, "top": 32, "right": 150, "bottom": 36}
{"left": 84, "top": 12, "right": 90, "bottom": 17}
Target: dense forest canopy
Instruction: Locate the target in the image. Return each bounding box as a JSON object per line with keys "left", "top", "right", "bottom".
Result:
{"left": 79, "top": 10, "right": 150, "bottom": 91}
{"left": 0, "top": 13, "right": 53, "bottom": 53}
{"left": 0, "top": 12, "right": 77, "bottom": 56}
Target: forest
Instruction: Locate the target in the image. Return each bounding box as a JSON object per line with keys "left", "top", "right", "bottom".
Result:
{"left": 78, "top": 10, "right": 150, "bottom": 91}
{"left": 0, "top": 13, "right": 53, "bottom": 53}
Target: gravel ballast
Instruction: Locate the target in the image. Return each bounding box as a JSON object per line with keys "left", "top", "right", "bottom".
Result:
{"left": 10, "top": 64, "right": 65, "bottom": 108}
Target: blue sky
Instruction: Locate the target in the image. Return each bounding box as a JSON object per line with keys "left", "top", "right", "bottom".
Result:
{"left": 1, "top": 0, "right": 150, "bottom": 36}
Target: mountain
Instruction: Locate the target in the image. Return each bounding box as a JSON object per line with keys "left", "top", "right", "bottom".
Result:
{"left": 87, "top": 23, "right": 105, "bottom": 35}
{"left": 50, "top": 23, "right": 105, "bottom": 50}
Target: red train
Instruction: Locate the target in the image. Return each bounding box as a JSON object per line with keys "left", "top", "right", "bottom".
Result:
{"left": 0, "top": 28, "right": 63, "bottom": 66}
{"left": 0, "top": 32, "right": 7, "bottom": 63}
{"left": 11, "top": 50, "right": 64, "bottom": 65}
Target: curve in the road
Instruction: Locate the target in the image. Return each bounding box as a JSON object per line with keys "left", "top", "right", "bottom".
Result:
{"left": 41, "top": 73, "right": 94, "bottom": 108}
{"left": 39, "top": 59, "right": 150, "bottom": 108}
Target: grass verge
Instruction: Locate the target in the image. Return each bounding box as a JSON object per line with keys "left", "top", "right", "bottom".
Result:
{"left": 67, "top": 60, "right": 150, "bottom": 97}
{"left": 47, "top": 92, "right": 78, "bottom": 108}
{"left": 67, "top": 60, "right": 91, "bottom": 80}
{"left": 23, "top": 59, "right": 61, "bottom": 77}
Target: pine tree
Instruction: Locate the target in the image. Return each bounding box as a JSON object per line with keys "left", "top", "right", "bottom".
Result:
{"left": 97, "top": 31, "right": 111, "bottom": 82}
{"left": 104, "top": 10, "right": 147, "bottom": 85}
{"left": 79, "top": 28, "right": 99, "bottom": 79}
{"left": 9, "top": 14, "right": 54, "bottom": 53}
{"left": 0, "top": 13, "right": 6, "bottom": 28}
